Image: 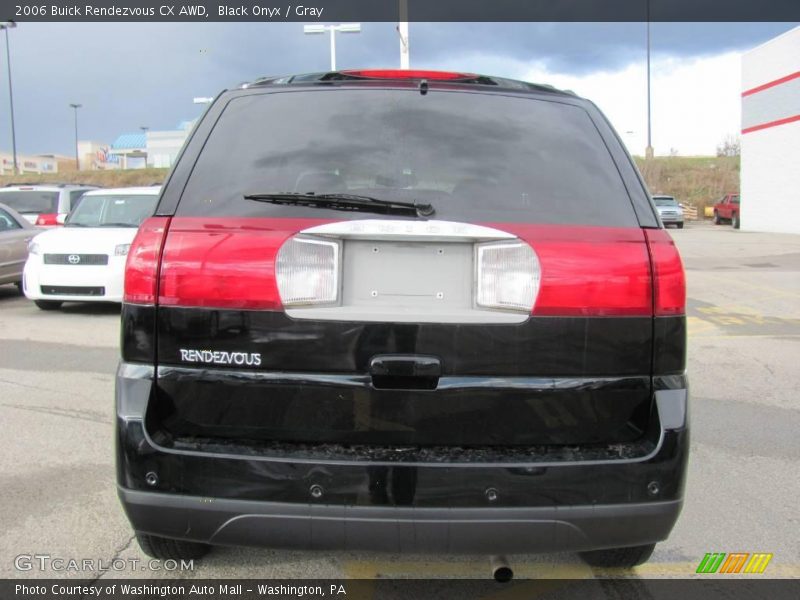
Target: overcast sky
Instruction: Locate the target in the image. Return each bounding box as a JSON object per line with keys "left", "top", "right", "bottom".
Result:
{"left": 0, "top": 22, "right": 796, "bottom": 157}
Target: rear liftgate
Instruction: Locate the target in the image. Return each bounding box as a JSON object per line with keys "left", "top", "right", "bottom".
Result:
{"left": 127, "top": 216, "right": 679, "bottom": 451}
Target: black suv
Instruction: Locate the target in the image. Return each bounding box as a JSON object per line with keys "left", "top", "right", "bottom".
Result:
{"left": 117, "top": 69, "right": 688, "bottom": 569}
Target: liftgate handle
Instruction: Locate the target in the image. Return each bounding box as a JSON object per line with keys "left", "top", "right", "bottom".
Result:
{"left": 368, "top": 354, "right": 442, "bottom": 378}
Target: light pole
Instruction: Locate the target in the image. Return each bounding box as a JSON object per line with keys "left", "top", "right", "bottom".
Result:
{"left": 398, "top": 0, "right": 409, "bottom": 69}
{"left": 645, "top": 11, "right": 653, "bottom": 159}
{"left": 69, "top": 103, "right": 81, "bottom": 170}
{"left": 303, "top": 23, "right": 361, "bottom": 71}
{"left": 1, "top": 21, "right": 18, "bottom": 175}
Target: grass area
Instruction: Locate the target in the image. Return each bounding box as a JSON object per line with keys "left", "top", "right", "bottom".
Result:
{"left": 634, "top": 155, "right": 739, "bottom": 211}
{"left": 1, "top": 156, "right": 739, "bottom": 213}
{"left": 0, "top": 168, "right": 170, "bottom": 188}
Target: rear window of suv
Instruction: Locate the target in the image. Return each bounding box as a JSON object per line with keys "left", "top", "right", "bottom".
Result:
{"left": 178, "top": 88, "right": 638, "bottom": 226}
{"left": 0, "top": 191, "right": 59, "bottom": 214}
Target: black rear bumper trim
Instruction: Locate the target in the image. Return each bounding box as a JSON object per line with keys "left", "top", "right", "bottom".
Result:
{"left": 119, "top": 486, "right": 682, "bottom": 554}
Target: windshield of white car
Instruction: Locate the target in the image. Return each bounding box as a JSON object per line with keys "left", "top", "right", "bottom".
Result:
{"left": 0, "top": 191, "right": 59, "bottom": 214}
{"left": 653, "top": 197, "right": 678, "bottom": 206}
{"left": 65, "top": 194, "right": 158, "bottom": 228}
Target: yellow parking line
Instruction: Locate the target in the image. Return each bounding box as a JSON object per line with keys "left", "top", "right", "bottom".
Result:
{"left": 687, "top": 316, "right": 716, "bottom": 335}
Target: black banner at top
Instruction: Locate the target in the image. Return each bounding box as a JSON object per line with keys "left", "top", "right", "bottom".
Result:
{"left": 2, "top": 0, "right": 800, "bottom": 22}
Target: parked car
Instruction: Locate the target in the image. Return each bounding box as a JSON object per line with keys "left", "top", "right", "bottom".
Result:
{"left": 652, "top": 195, "right": 684, "bottom": 229}
{"left": 0, "top": 202, "right": 38, "bottom": 292}
{"left": 0, "top": 183, "right": 98, "bottom": 226}
{"left": 713, "top": 193, "right": 740, "bottom": 229}
{"left": 116, "top": 70, "right": 688, "bottom": 571}
{"left": 23, "top": 187, "right": 160, "bottom": 310}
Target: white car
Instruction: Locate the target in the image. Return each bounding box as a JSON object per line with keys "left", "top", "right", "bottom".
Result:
{"left": 23, "top": 187, "right": 160, "bottom": 309}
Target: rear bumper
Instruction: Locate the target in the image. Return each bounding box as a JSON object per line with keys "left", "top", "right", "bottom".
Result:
{"left": 116, "top": 362, "right": 689, "bottom": 554}
{"left": 119, "top": 486, "right": 682, "bottom": 554}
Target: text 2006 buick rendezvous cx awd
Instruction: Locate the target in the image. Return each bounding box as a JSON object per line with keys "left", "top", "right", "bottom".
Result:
{"left": 116, "top": 69, "right": 688, "bottom": 572}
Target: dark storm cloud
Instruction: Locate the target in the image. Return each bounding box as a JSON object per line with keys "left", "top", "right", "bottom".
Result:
{"left": 410, "top": 22, "right": 797, "bottom": 73}
{"left": 0, "top": 22, "right": 401, "bottom": 155}
{"left": 0, "top": 22, "right": 795, "bottom": 155}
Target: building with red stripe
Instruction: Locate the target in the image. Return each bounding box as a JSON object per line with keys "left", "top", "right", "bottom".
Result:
{"left": 741, "top": 26, "right": 800, "bottom": 233}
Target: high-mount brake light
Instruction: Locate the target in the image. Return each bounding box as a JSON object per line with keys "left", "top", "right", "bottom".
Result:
{"left": 341, "top": 69, "right": 476, "bottom": 81}
{"left": 123, "top": 216, "right": 170, "bottom": 305}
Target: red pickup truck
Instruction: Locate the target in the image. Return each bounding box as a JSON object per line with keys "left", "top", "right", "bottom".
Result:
{"left": 713, "top": 193, "right": 740, "bottom": 229}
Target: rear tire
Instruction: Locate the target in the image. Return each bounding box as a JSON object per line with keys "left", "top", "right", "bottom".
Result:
{"left": 732, "top": 213, "right": 740, "bottom": 229}
{"left": 15, "top": 281, "right": 23, "bottom": 294}
{"left": 579, "top": 543, "right": 656, "bottom": 568}
{"left": 676, "top": 222, "right": 684, "bottom": 229}
{"left": 34, "top": 300, "right": 62, "bottom": 311}
{"left": 135, "top": 533, "right": 210, "bottom": 561}
{"left": 713, "top": 211, "right": 721, "bottom": 225}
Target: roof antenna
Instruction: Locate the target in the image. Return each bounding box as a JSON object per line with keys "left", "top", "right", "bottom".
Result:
{"left": 419, "top": 79, "right": 428, "bottom": 95}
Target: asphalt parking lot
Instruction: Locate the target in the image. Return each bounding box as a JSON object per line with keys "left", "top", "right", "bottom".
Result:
{"left": 1, "top": 221, "right": 799, "bottom": 583}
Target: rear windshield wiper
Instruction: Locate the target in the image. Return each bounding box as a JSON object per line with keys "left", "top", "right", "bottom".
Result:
{"left": 98, "top": 222, "right": 136, "bottom": 227}
{"left": 243, "top": 192, "right": 434, "bottom": 218}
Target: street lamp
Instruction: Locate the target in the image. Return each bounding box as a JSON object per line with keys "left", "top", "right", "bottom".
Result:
{"left": 398, "top": 0, "right": 409, "bottom": 69}
{"left": 303, "top": 23, "right": 361, "bottom": 71}
{"left": 645, "top": 14, "right": 653, "bottom": 158}
{"left": 1, "top": 21, "right": 18, "bottom": 175}
{"left": 69, "top": 103, "right": 81, "bottom": 170}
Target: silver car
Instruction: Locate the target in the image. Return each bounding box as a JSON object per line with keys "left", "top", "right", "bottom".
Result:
{"left": 0, "top": 184, "right": 97, "bottom": 226}
{"left": 0, "top": 202, "right": 38, "bottom": 292}
{"left": 652, "top": 195, "right": 684, "bottom": 229}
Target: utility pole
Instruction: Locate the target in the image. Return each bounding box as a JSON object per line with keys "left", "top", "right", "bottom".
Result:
{"left": 645, "top": 10, "right": 653, "bottom": 158}
{"left": 1, "top": 21, "right": 18, "bottom": 175}
{"left": 398, "top": 0, "right": 409, "bottom": 69}
{"left": 69, "top": 103, "right": 81, "bottom": 170}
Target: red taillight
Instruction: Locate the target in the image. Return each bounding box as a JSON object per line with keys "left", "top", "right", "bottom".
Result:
{"left": 147, "top": 217, "right": 680, "bottom": 318}
{"left": 341, "top": 69, "right": 477, "bottom": 81}
{"left": 494, "top": 224, "right": 654, "bottom": 316}
{"left": 124, "top": 216, "right": 171, "bottom": 305}
{"left": 35, "top": 213, "right": 59, "bottom": 226}
{"left": 645, "top": 229, "right": 686, "bottom": 316}
{"left": 157, "top": 217, "right": 331, "bottom": 310}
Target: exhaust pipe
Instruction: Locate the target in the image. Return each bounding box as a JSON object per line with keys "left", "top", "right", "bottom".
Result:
{"left": 491, "top": 555, "right": 513, "bottom": 582}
